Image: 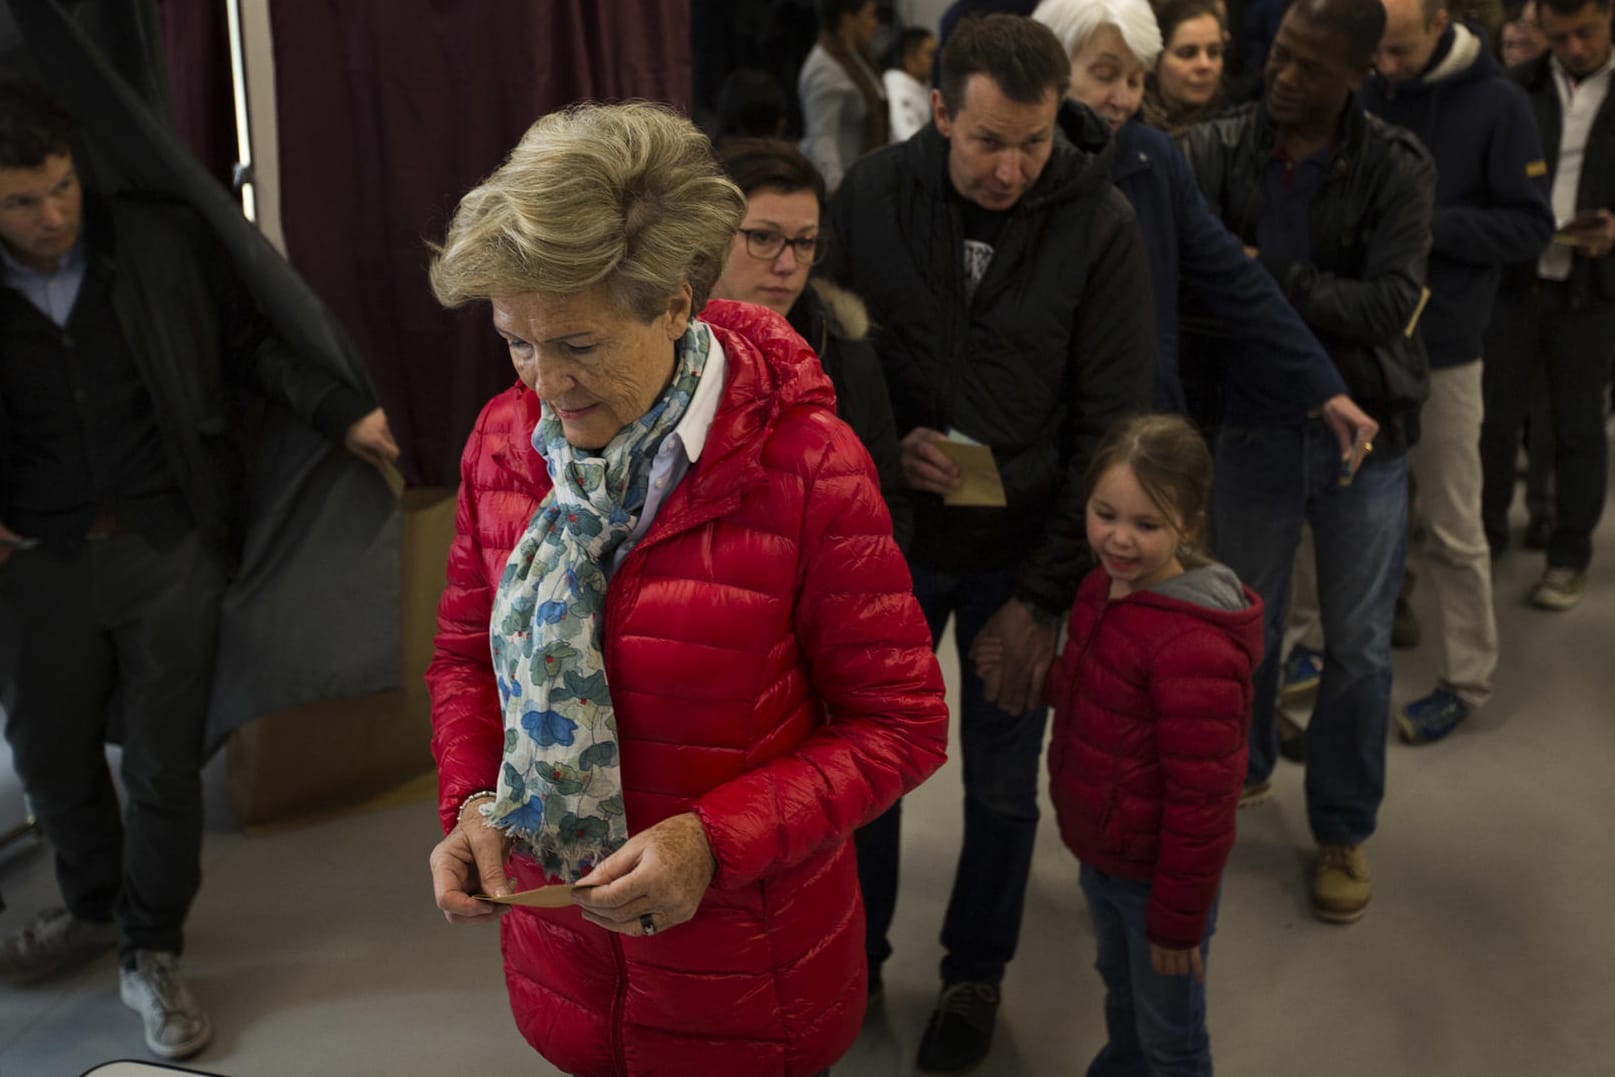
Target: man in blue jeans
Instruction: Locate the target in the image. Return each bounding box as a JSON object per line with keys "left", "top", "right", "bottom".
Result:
{"left": 1182, "top": 0, "right": 1436, "bottom": 924}
{"left": 825, "top": 14, "right": 1153, "bottom": 1073}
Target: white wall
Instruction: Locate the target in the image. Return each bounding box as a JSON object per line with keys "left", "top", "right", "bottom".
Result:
{"left": 238, "top": 0, "right": 284, "bottom": 253}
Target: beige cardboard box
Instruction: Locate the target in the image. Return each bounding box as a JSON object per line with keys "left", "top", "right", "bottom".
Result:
{"left": 227, "top": 487, "right": 457, "bottom": 828}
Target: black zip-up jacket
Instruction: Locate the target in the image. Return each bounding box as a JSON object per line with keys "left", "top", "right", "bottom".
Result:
{"left": 823, "top": 106, "right": 1155, "bottom": 614}
{"left": 1360, "top": 23, "right": 1554, "bottom": 368}
{"left": 788, "top": 278, "right": 913, "bottom": 553}
{"left": 1182, "top": 98, "right": 1437, "bottom": 456}
{"left": 1505, "top": 52, "right": 1615, "bottom": 308}
{"left": 0, "top": 193, "right": 374, "bottom": 556}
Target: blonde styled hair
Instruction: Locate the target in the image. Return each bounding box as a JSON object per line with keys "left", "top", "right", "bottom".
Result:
{"left": 429, "top": 101, "right": 746, "bottom": 321}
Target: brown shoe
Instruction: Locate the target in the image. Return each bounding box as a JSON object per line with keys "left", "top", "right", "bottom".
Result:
{"left": 1312, "top": 844, "right": 1371, "bottom": 923}
{"left": 1238, "top": 781, "right": 1272, "bottom": 809}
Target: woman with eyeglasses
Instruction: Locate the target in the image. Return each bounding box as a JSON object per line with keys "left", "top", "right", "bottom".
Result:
{"left": 712, "top": 138, "right": 911, "bottom": 550}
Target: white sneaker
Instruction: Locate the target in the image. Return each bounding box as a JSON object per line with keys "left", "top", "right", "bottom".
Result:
{"left": 119, "top": 950, "right": 212, "bottom": 1060}
{"left": 1529, "top": 567, "right": 1585, "bottom": 611}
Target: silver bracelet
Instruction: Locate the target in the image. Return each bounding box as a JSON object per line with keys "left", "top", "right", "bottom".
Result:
{"left": 456, "top": 789, "right": 497, "bottom": 825}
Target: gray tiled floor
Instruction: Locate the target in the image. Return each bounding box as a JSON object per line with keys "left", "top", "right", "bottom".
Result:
{"left": 3, "top": 492, "right": 1614, "bottom": 1076}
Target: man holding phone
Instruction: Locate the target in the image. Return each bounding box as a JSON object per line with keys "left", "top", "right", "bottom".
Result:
{"left": 1481, "top": 0, "right": 1615, "bottom": 608}
{"left": 1182, "top": 0, "right": 1436, "bottom": 924}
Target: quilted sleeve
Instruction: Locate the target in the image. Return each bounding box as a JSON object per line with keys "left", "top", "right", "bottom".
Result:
{"left": 1144, "top": 626, "right": 1254, "bottom": 950}
{"left": 426, "top": 406, "right": 506, "bottom": 835}
{"left": 692, "top": 410, "right": 948, "bottom": 889}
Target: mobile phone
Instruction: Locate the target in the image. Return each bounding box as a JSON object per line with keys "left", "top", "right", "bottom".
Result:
{"left": 1562, "top": 210, "right": 1604, "bottom": 230}
{"left": 0, "top": 533, "right": 40, "bottom": 551}
{"left": 1339, "top": 430, "right": 1372, "bottom": 486}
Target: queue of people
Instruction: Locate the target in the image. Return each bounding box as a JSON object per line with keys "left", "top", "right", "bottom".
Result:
{"left": 3, "top": 0, "right": 1613, "bottom": 1071}
{"left": 424, "top": 1, "right": 1611, "bottom": 1071}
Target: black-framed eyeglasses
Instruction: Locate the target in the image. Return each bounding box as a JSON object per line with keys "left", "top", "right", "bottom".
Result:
{"left": 740, "top": 228, "right": 825, "bottom": 265}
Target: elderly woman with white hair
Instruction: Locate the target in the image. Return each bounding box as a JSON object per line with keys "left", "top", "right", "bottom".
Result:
{"left": 424, "top": 100, "right": 947, "bottom": 1077}
{"left": 1032, "top": 0, "right": 1374, "bottom": 454}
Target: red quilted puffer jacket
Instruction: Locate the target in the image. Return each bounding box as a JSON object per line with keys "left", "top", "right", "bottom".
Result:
{"left": 1046, "top": 565, "right": 1263, "bottom": 950}
{"left": 426, "top": 299, "right": 948, "bottom": 1077}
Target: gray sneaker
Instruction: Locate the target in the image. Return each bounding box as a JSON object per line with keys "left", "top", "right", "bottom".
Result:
{"left": 1530, "top": 567, "right": 1586, "bottom": 611}
{"left": 0, "top": 906, "right": 116, "bottom": 983}
{"left": 120, "top": 950, "right": 212, "bottom": 1060}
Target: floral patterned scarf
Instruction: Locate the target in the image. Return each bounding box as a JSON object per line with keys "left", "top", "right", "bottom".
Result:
{"left": 484, "top": 321, "right": 713, "bottom": 880}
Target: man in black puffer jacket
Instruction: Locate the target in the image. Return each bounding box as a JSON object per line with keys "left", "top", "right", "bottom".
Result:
{"left": 823, "top": 14, "right": 1154, "bottom": 1074}
{"left": 1181, "top": 0, "right": 1435, "bottom": 928}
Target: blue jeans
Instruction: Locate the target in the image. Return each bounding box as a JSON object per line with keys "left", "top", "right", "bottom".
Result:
{"left": 1080, "top": 865, "right": 1218, "bottom": 1077}
{"left": 855, "top": 564, "right": 1048, "bottom": 985}
{"left": 1213, "top": 421, "right": 1408, "bottom": 846}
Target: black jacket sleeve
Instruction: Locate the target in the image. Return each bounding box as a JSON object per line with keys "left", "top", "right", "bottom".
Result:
{"left": 834, "top": 335, "right": 913, "bottom": 554}
{"left": 1170, "top": 145, "right": 1347, "bottom": 410}
{"left": 1016, "top": 197, "right": 1156, "bottom": 613}
{"left": 1262, "top": 139, "right": 1437, "bottom": 346}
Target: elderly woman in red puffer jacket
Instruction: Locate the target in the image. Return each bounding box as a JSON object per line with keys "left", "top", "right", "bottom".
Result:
{"left": 423, "top": 101, "right": 948, "bottom": 1077}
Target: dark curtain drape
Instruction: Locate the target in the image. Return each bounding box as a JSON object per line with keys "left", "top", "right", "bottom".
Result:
{"left": 689, "top": 0, "right": 817, "bottom": 137}
{"left": 156, "top": 0, "right": 235, "bottom": 190}
{"left": 3, "top": 0, "right": 402, "bottom": 747}
{"left": 270, "top": 0, "right": 694, "bottom": 486}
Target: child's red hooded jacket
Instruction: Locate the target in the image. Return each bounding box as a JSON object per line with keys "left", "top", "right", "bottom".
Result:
{"left": 1047, "top": 563, "right": 1263, "bottom": 949}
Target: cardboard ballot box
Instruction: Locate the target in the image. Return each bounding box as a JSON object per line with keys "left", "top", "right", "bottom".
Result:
{"left": 227, "top": 487, "right": 456, "bottom": 828}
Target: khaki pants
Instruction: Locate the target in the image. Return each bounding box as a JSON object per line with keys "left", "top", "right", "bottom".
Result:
{"left": 1409, "top": 362, "right": 1497, "bottom": 705}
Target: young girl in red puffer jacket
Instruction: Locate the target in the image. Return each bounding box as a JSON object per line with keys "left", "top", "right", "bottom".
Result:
{"left": 1041, "top": 413, "right": 1262, "bottom": 1074}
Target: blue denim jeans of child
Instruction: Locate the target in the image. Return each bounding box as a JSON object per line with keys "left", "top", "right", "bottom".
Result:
{"left": 1213, "top": 420, "right": 1408, "bottom": 846}
{"left": 1080, "top": 864, "right": 1219, "bottom": 1077}
{"left": 856, "top": 563, "right": 1049, "bottom": 985}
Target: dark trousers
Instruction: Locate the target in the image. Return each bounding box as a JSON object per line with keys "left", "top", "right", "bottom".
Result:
{"left": 0, "top": 528, "right": 226, "bottom": 962}
{"left": 1481, "top": 283, "right": 1615, "bottom": 571}
{"left": 856, "top": 564, "right": 1048, "bottom": 986}
{"left": 1214, "top": 422, "right": 1408, "bottom": 846}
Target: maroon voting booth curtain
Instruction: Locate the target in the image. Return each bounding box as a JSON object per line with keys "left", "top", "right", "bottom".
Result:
{"left": 157, "top": 0, "right": 235, "bottom": 192}
{"left": 269, "top": 1, "right": 694, "bottom": 485}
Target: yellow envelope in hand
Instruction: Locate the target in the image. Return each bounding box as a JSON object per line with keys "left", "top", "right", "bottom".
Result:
{"left": 936, "top": 438, "right": 1008, "bottom": 508}
{"left": 477, "top": 883, "right": 582, "bottom": 908}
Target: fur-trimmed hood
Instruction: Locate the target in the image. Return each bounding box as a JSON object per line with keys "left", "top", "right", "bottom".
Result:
{"left": 806, "top": 277, "right": 871, "bottom": 342}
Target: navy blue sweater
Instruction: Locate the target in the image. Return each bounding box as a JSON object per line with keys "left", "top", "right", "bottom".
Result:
{"left": 1360, "top": 24, "right": 1554, "bottom": 368}
{"left": 1099, "top": 113, "right": 1345, "bottom": 416}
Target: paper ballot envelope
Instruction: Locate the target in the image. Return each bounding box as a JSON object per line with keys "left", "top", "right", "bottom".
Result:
{"left": 936, "top": 432, "right": 1008, "bottom": 508}
{"left": 477, "top": 883, "right": 586, "bottom": 908}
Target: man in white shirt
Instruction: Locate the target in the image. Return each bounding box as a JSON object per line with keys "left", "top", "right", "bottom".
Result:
{"left": 1480, "top": 0, "right": 1615, "bottom": 609}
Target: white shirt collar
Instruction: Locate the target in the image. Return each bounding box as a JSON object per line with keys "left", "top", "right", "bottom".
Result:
{"left": 669, "top": 323, "right": 726, "bottom": 464}
{"left": 1553, "top": 50, "right": 1615, "bottom": 92}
